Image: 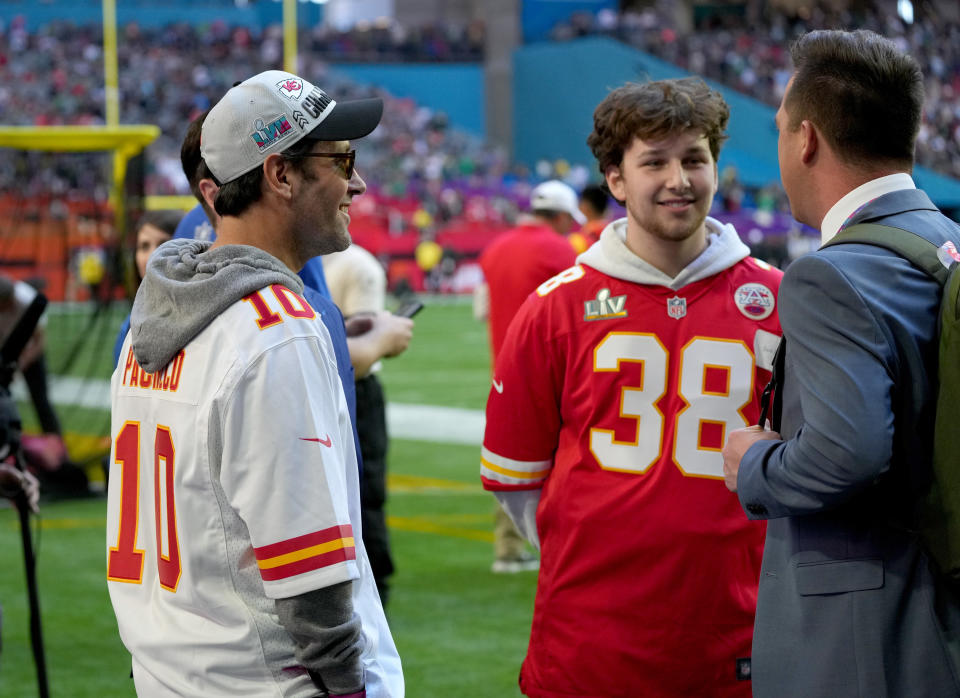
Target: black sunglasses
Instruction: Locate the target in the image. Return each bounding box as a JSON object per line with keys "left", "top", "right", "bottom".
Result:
{"left": 293, "top": 149, "right": 356, "bottom": 180}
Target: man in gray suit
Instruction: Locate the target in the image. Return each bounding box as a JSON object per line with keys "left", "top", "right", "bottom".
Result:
{"left": 722, "top": 29, "right": 960, "bottom": 697}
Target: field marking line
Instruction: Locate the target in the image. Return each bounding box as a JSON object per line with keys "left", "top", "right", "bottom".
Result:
{"left": 16, "top": 375, "right": 486, "bottom": 445}
{"left": 388, "top": 474, "right": 483, "bottom": 494}
{"left": 387, "top": 515, "right": 494, "bottom": 543}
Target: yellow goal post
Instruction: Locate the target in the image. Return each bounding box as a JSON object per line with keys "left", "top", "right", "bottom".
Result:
{"left": 0, "top": 124, "right": 162, "bottom": 237}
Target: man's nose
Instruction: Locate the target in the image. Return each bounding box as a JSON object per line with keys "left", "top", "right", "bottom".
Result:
{"left": 665, "top": 160, "right": 690, "bottom": 190}
{"left": 349, "top": 168, "right": 367, "bottom": 196}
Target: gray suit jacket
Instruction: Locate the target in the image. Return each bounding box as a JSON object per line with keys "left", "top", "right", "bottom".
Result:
{"left": 737, "top": 189, "right": 960, "bottom": 697}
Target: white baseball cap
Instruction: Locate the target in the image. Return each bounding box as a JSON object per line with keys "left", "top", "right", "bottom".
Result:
{"left": 201, "top": 70, "right": 384, "bottom": 184}
{"left": 530, "top": 180, "right": 587, "bottom": 225}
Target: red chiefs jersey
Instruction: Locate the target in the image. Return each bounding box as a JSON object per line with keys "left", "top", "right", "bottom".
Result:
{"left": 482, "top": 257, "right": 782, "bottom": 698}
{"left": 480, "top": 222, "right": 578, "bottom": 360}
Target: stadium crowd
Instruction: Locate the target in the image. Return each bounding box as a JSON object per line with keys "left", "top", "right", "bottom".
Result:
{"left": 1, "top": 4, "right": 952, "bottom": 284}
{"left": 0, "top": 14, "right": 540, "bottom": 247}
{"left": 550, "top": 1, "right": 960, "bottom": 179}
{"left": 5, "top": 3, "right": 957, "bottom": 210}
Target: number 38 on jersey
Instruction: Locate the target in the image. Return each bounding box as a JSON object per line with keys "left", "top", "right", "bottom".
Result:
{"left": 590, "top": 332, "right": 755, "bottom": 479}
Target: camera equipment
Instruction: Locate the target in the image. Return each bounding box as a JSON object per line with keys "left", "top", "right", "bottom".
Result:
{"left": 1, "top": 290, "right": 50, "bottom": 698}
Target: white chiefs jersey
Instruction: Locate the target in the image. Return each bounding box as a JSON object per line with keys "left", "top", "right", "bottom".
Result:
{"left": 107, "top": 283, "right": 402, "bottom": 697}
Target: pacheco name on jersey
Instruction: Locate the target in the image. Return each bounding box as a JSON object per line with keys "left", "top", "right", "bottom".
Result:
{"left": 119, "top": 346, "right": 186, "bottom": 393}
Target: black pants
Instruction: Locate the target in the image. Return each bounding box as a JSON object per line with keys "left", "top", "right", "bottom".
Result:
{"left": 355, "top": 374, "right": 394, "bottom": 606}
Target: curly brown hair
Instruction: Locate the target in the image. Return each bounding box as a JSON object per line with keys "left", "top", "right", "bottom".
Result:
{"left": 587, "top": 78, "right": 729, "bottom": 177}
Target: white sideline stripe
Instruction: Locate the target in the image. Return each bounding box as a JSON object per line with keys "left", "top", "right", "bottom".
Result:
{"left": 14, "top": 375, "right": 486, "bottom": 446}
{"left": 11, "top": 374, "right": 113, "bottom": 411}
{"left": 385, "top": 403, "right": 484, "bottom": 446}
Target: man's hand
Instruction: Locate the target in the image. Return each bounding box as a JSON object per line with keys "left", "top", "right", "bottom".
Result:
{"left": 371, "top": 311, "right": 413, "bottom": 359}
{"left": 722, "top": 426, "right": 781, "bottom": 493}
{"left": 0, "top": 462, "right": 40, "bottom": 513}
{"left": 346, "top": 310, "right": 414, "bottom": 377}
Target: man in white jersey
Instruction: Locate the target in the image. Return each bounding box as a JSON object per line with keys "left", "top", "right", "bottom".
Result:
{"left": 106, "top": 70, "right": 403, "bottom": 697}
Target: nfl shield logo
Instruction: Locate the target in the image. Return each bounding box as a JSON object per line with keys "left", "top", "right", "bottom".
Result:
{"left": 667, "top": 296, "right": 687, "bottom": 319}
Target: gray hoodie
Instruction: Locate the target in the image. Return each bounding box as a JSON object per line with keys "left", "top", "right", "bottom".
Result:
{"left": 577, "top": 215, "right": 751, "bottom": 288}
{"left": 130, "top": 238, "right": 303, "bottom": 373}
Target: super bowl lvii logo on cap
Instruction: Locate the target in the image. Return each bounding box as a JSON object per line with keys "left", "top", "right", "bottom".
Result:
{"left": 250, "top": 115, "right": 294, "bottom": 153}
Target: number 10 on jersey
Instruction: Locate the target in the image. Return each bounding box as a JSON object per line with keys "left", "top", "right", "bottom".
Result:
{"left": 107, "top": 421, "right": 182, "bottom": 591}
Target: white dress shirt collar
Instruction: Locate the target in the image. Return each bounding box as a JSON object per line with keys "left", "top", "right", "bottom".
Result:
{"left": 820, "top": 172, "right": 916, "bottom": 244}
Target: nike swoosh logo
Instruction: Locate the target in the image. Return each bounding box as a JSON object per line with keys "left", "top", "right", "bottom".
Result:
{"left": 300, "top": 435, "right": 333, "bottom": 447}
{"left": 492, "top": 378, "right": 504, "bottom": 394}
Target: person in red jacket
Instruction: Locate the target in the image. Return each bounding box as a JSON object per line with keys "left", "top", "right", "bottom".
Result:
{"left": 474, "top": 179, "right": 580, "bottom": 572}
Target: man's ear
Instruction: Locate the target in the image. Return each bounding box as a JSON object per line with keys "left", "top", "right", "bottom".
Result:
{"left": 197, "top": 178, "right": 218, "bottom": 213}
{"left": 799, "top": 120, "right": 818, "bottom": 165}
{"left": 604, "top": 165, "right": 625, "bottom": 204}
{"left": 262, "top": 154, "right": 294, "bottom": 199}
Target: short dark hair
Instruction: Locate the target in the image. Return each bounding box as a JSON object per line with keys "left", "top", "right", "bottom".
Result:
{"left": 137, "top": 210, "right": 183, "bottom": 238}
{"left": 213, "top": 137, "right": 316, "bottom": 218}
{"left": 587, "top": 77, "right": 729, "bottom": 177}
{"left": 786, "top": 29, "right": 923, "bottom": 169}
{"left": 180, "top": 109, "right": 211, "bottom": 196}
{"left": 180, "top": 109, "right": 219, "bottom": 221}
{"left": 580, "top": 184, "right": 609, "bottom": 217}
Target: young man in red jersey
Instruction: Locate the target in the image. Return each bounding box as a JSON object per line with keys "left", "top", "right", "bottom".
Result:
{"left": 481, "top": 77, "right": 782, "bottom": 697}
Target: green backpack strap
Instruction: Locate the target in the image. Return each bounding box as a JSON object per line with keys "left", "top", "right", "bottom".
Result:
{"left": 829, "top": 221, "right": 960, "bottom": 580}
{"left": 823, "top": 222, "right": 949, "bottom": 286}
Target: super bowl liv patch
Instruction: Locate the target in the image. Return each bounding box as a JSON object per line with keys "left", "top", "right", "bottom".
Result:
{"left": 734, "top": 283, "right": 775, "bottom": 320}
{"left": 584, "top": 288, "right": 627, "bottom": 321}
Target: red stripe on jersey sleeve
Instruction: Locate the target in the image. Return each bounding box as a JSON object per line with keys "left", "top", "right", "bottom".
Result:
{"left": 253, "top": 525, "right": 353, "bottom": 560}
{"left": 258, "top": 545, "right": 357, "bottom": 581}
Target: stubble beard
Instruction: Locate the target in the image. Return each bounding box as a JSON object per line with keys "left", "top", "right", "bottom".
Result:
{"left": 312, "top": 228, "right": 352, "bottom": 256}
{"left": 633, "top": 198, "right": 711, "bottom": 244}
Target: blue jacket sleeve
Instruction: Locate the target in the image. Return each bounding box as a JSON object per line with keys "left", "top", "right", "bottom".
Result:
{"left": 114, "top": 315, "right": 131, "bottom": 367}
{"left": 736, "top": 252, "right": 896, "bottom": 518}
{"left": 298, "top": 258, "right": 331, "bottom": 300}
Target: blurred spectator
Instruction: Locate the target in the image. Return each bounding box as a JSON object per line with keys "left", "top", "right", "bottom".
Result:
{"left": 114, "top": 209, "right": 183, "bottom": 365}
{"left": 719, "top": 166, "right": 745, "bottom": 213}
{"left": 474, "top": 180, "right": 580, "bottom": 573}
{"left": 323, "top": 243, "right": 411, "bottom": 607}
{"left": 571, "top": 182, "right": 611, "bottom": 252}
{"left": 134, "top": 210, "right": 182, "bottom": 282}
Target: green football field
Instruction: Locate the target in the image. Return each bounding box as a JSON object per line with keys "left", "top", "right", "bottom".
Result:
{"left": 0, "top": 297, "right": 537, "bottom": 697}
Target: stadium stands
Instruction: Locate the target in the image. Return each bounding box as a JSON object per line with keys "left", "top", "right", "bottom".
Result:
{"left": 549, "top": 3, "right": 960, "bottom": 179}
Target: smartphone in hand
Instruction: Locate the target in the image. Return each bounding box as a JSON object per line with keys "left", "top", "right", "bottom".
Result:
{"left": 395, "top": 300, "right": 424, "bottom": 318}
